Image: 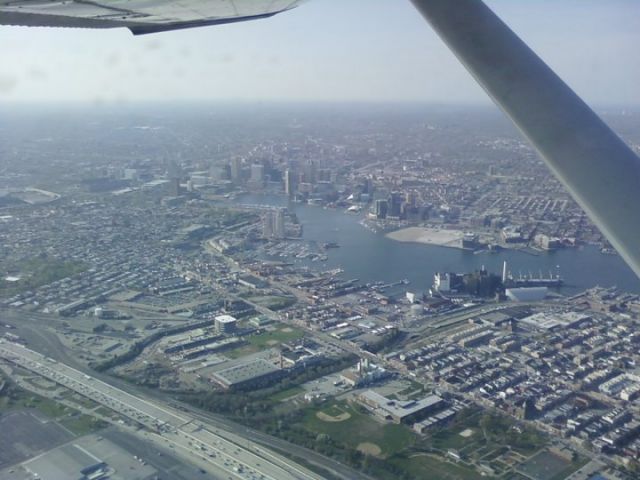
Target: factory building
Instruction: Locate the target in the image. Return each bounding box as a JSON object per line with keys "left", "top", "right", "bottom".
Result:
{"left": 340, "top": 358, "right": 390, "bottom": 387}
{"left": 433, "top": 272, "right": 451, "bottom": 293}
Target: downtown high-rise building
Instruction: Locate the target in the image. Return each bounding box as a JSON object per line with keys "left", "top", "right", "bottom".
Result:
{"left": 250, "top": 163, "right": 264, "bottom": 185}
{"left": 375, "top": 199, "right": 388, "bottom": 219}
{"left": 262, "top": 208, "right": 286, "bottom": 239}
{"left": 230, "top": 157, "right": 242, "bottom": 182}
{"left": 389, "top": 192, "right": 404, "bottom": 218}
{"left": 274, "top": 209, "right": 285, "bottom": 238}
{"left": 284, "top": 169, "right": 295, "bottom": 196}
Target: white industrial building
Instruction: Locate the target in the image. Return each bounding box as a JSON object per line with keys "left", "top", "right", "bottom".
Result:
{"left": 215, "top": 314, "right": 237, "bottom": 334}
{"left": 433, "top": 272, "right": 451, "bottom": 293}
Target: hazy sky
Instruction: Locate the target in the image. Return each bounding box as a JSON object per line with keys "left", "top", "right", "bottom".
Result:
{"left": 1, "top": 0, "right": 639, "bottom": 105}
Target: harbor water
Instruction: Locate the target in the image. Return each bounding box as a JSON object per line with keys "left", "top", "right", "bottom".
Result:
{"left": 234, "top": 195, "right": 640, "bottom": 295}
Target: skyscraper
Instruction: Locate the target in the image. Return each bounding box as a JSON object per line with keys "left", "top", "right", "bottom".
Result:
{"left": 303, "top": 159, "right": 316, "bottom": 184}
{"left": 262, "top": 209, "right": 286, "bottom": 239}
{"left": 405, "top": 190, "right": 418, "bottom": 208}
{"left": 284, "top": 169, "right": 295, "bottom": 196}
{"left": 262, "top": 212, "right": 274, "bottom": 239}
{"left": 250, "top": 163, "right": 264, "bottom": 185}
{"left": 168, "top": 177, "right": 181, "bottom": 197}
{"left": 230, "top": 157, "right": 242, "bottom": 182}
{"left": 375, "top": 199, "right": 388, "bottom": 219}
{"left": 274, "top": 209, "right": 285, "bottom": 239}
{"left": 389, "top": 192, "right": 404, "bottom": 218}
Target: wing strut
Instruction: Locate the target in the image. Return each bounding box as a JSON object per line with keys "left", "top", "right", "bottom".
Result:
{"left": 410, "top": 0, "right": 640, "bottom": 279}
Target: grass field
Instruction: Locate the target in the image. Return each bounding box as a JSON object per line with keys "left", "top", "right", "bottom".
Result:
{"left": 226, "top": 326, "right": 305, "bottom": 358}
{"left": 301, "top": 401, "right": 415, "bottom": 457}
{"left": 94, "top": 405, "right": 119, "bottom": 419}
{"left": 17, "top": 394, "right": 70, "bottom": 418}
{"left": 269, "top": 386, "right": 304, "bottom": 402}
{"left": 66, "top": 394, "right": 99, "bottom": 410}
{"left": 392, "top": 454, "right": 481, "bottom": 480}
{"left": 322, "top": 404, "right": 346, "bottom": 417}
{"left": 430, "top": 409, "right": 547, "bottom": 460}
{"left": 23, "top": 377, "right": 59, "bottom": 391}
{"left": 433, "top": 427, "right": 479, "bottom": 451}
{"left": 59, "top": 414, "right": 108, "bottom": 436}
{"left": 0, "top": 378, "right": 106, "bottom": 436}
{"left": 248, "top": 327, "right": 305, "bottom": 348}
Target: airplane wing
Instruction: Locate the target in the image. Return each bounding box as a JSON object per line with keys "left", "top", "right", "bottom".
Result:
{"left": 411, "top": 0, "right": 640, "bottom": 280}
{"left": 0, "top": 0, "right": 304, "bottom": 35}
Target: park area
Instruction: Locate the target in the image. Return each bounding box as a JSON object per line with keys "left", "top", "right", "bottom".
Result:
{"left": 402, "top": 408, "right": 589, "bottom": 479}
{"left": 0, "top": 256, "right": 86, "bottom": 297}
{"left": 225, "top": 324, "right": 305, "bottom": 358}
{"left": 424, "top": 409, "right": 548, "bottom": 476}
{"left": 302, "top": 400, "right": 415, "bottom": 458}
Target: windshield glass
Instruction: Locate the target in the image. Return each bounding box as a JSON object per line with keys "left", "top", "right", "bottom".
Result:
{"left": 1, "top": 2, "right": 640, "bottom": 480}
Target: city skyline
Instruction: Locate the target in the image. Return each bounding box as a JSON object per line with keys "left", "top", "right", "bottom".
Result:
{"left": 2, "top": 104, "right": 640, "bottom": 479}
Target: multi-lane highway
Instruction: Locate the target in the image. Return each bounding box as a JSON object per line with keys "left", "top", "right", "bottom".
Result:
{"left": 0, "top": 340, "right": 324, "bottom": 480}
{"left": 0, "top": 309, "right": 372, "bottom": 480}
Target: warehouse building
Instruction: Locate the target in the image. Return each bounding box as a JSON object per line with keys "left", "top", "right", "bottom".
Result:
{"left": 210, "top": 358, "right": 283, "bottom": 390}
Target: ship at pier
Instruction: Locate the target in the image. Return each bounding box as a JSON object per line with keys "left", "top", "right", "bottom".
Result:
{"left": 502, "top": 261, "right": 564, "bottom": 288}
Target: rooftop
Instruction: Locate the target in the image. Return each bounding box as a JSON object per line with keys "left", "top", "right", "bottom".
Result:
{"left": 212, "top": 358, "right": 280, "bottom": 386}
{"left": 518, "top": 310, "right": 591, "bottom": 330}
{"left": 360, "top": 390, "right": 443, "bottom": 420}
{"left": 215, "top": 314, "right": 237, "bottom": 324}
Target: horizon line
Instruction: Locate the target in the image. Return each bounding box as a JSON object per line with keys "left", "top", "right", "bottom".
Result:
{"left": 1, "top": 99, "right": 639, "bottom": 110}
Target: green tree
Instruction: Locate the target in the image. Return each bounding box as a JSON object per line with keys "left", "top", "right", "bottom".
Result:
{"left": 479, "top": 413, "right": 492, "bottom": 441}
{"left": 92, "top": 323, "right": 109, "bottom": 333}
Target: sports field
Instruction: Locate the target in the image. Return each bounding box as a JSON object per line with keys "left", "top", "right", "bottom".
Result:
{"left": 302, "top": 401, "right": 414, "bottom": 457}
